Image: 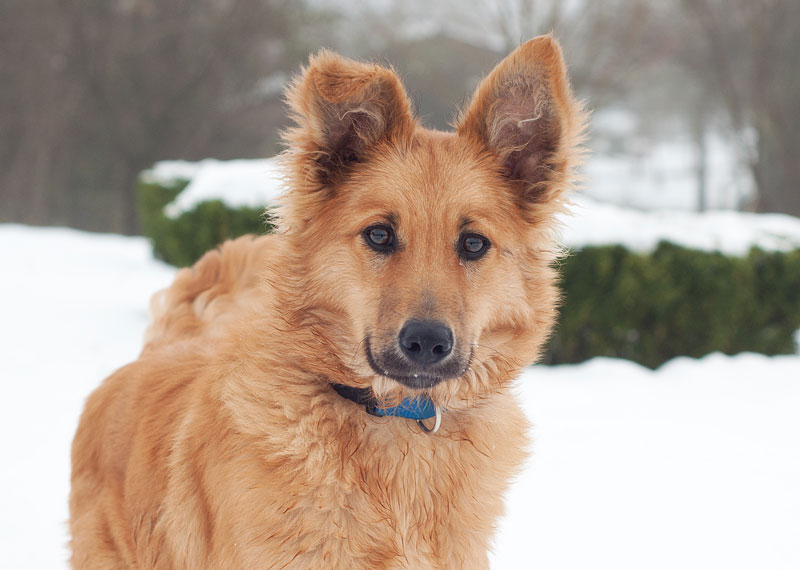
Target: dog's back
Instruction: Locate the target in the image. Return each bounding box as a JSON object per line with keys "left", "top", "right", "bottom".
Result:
{"left": 70, "top": 234, "right": 279, "bottom": 568}
{"left": 143, "top": 234, "right": 278, "bottom": 349}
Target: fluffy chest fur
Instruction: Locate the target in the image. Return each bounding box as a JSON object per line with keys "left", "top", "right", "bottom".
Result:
{"left": 101, "top": 351, "right": 527, "bottom": 569}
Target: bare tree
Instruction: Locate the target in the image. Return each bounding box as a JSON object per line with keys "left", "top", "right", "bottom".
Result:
{"left": 0, "top": 0, "right": 329, "bottom": 233}
{"left": 681, "top": 0, "right": 800, "bottom": 215}
{"left": 434, "top": 0, "right": 673, "bottom": 107}
{"left": 467, "top": 0, "right": 800, "bottom": 214}
{"left": 0, "top": 0, "right": 80, "bottom": 226}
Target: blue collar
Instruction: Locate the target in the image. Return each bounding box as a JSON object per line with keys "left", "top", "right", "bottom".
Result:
{"left": 330, "top": 383, "right": 436, "bottom": 420}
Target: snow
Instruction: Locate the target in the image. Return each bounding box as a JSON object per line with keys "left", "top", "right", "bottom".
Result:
{"left": 491, "top": 354, "right": 800, "bottom": 569}
{"left": 140, "top": 160, "right": 206, "bottom": 187}
{"left": 1, "top": 224, "right": 799, "bottom": 569}
{"left": 561, "top": 196, "right": 800, "bottom": 255}
{"left": 143, "top": 157, "right": 800, "bottom": 255}
{"left": 142, "top": 158, "right": 286, "bottom": 218}
{"left": 0, "top": 225, "right": 174, "bottom": 570}
{"left": 586, "top": 113, "right": 756, "bottom": 212}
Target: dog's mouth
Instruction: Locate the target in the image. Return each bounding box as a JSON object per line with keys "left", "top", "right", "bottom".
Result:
{"left": 364, "top": 336, "right": 472, "bottom": 389}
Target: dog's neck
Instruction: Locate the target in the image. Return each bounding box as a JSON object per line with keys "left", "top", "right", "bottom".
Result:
{"left": 329, "top": 382, "right": 435, "bottom": 419}
{"left": 329, "top": 382, "right": 442, "bottom": 433}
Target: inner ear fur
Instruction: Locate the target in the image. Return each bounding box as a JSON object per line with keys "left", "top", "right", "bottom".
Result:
{"left": 284, "top": 50, "right": 415, "bottom": 185}
{"left": 457, "top": 35, "right": 585, "bottom": 205}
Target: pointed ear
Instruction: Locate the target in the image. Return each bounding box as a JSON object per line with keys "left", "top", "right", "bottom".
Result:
{"left": 284, "top": 50, "right": 415, "bottom": 185}
{"left": 457, "top": 35, "right": 585, "bottom": 205}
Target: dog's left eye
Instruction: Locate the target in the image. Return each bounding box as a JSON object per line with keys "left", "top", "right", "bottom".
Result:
{"left": 363, "top": 224, "right": 396, "bottom": 253}
{"left": 459, "top": 233, "right": 491, "bottom": 260}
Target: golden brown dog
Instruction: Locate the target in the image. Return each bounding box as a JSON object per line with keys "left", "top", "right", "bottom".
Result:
{"left": 70, "top": 35, "right": 585, "bottom": 569}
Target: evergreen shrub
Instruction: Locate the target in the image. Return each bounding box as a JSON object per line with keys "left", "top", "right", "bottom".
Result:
{"left": 137, "top": 178, "right": 273, "bottom": 267}
{"left": 546, "top": 242, "right": 800, "bottom": 367}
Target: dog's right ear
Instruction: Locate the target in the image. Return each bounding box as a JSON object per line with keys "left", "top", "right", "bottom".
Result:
{"left": 284, "top": 50, "right": 415, "bottom": 186}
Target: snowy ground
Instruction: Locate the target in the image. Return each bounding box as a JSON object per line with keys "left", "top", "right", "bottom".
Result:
{"left": 1, "top": 224, "right": 799, "bottom": 569}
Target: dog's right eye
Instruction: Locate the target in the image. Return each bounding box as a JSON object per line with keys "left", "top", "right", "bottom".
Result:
{"left": 363, "top": 225, "right": 396, "bottom": 253}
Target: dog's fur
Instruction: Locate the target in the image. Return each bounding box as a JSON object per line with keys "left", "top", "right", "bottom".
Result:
{"left": 70, "top": 36, "right": 585, "bottom": 569}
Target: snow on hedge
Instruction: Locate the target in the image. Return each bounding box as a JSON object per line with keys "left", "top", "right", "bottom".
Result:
{"left": 142, "top": 157, "right": 800, "bottom": 256}
{"left": 142, "top": 158, "right": 286, "bottom": 218}
{"left": 1, "top": 224, "right": 799, "bottom": 569}
{"left": 561, "top": 197, "right": 800, "bottom": 256}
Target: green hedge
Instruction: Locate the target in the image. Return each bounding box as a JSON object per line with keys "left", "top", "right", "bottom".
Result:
{"left": 137, "top": 177, "right": 800, "bottom": 367}
{"left": 137, "top": 178, "right": 273, "bottom": 267}
{"left": 545, "top": 242, "right": 800, "bottom": 367}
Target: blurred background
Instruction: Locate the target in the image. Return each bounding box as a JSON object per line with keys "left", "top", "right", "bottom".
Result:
{"left": 2, "top": 2, "right": 800, "bottom": 568}
{"left": 3, "top": 0, "right": 800, "bottom": 233}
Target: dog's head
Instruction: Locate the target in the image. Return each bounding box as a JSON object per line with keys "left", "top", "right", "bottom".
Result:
{"left": 279, "top": 36, "right": 585, "bottom": 408}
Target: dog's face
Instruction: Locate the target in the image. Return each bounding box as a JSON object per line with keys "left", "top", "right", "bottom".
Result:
{"left": 314, "top": 139, "right": 536, "bottom": 391}
{"left": 280, "top": 37, "right": 584, "bottom": 406}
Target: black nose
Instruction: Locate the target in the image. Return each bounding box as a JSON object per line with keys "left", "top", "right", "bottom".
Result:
{"left": 398, "top": 320, "right": 453, "bottom": 366}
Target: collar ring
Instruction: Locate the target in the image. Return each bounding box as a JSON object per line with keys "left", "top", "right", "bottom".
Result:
{"left": 417, "top": 406, "right": 442, "bottom": 434}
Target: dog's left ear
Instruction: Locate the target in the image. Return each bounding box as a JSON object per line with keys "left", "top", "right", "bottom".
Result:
{"left": 457, "top": 35, "right": 584, "bottom": 206}
{"left": 285, "top": 50, "right": 415, "bottom": 186}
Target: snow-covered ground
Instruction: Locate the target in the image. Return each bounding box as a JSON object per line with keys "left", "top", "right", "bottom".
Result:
{"left": 143, "top": 157, "right": 800, "bottom": 256}
{"left": 1, "top": 224, "right": 799, "bottom": 569}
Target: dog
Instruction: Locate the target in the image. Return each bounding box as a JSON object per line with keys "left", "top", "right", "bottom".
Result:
{"left": 70, "top": 35, "right": 584, "bottom": 569}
